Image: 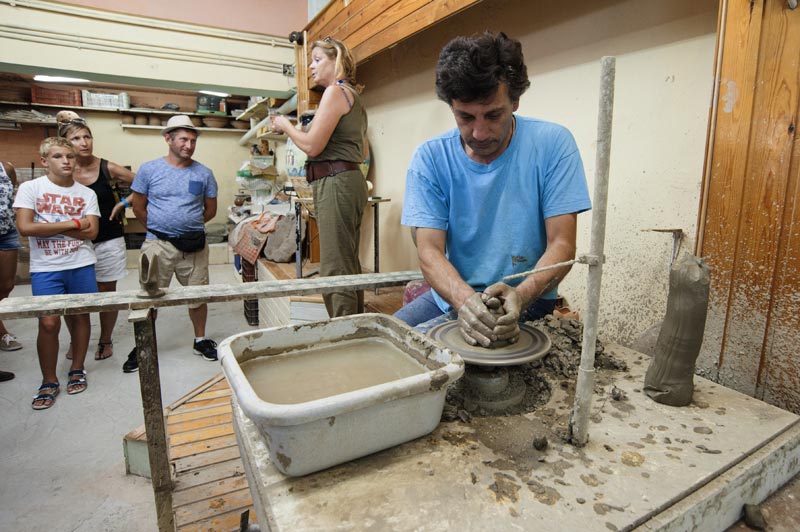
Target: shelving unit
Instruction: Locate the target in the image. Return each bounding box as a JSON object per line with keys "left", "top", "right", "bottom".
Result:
{"left": 121, "top": 124, "right": 242, "bottom": 133}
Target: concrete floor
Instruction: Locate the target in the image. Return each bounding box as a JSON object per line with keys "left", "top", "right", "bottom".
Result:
{"left": 0, "top": 263, "right": 254, "bottom": 532}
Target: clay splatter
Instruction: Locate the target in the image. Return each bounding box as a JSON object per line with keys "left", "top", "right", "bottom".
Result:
{"left": 489, "top": 472, "right": 521, "bottom": 503}
{"left": 621, "top": 451, "right": 645, "bottom": 467}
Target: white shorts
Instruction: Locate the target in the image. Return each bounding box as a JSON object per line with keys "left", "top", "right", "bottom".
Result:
{"left": 93, "top": 237, "right": 128, "bottom": 283}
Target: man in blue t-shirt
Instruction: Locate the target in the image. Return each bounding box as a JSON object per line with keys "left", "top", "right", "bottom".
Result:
{"left": 395, "top": 31, "right": 592, "bottom": 348}
{"left": 125, "top": 115, "right": 219, "bottom": 372}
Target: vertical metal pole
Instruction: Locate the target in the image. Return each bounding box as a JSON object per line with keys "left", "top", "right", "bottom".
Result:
{"left": 569, "top": 56, "right": 615, "bottom": 446}
{"left": 295, "top": 199, "right": 303, "bottom": 279}
{"left": 129, "top": 308, "right": 175, "bottom": 532}
{"left": 372, "top": 201, "right": 379, "bottom": 295}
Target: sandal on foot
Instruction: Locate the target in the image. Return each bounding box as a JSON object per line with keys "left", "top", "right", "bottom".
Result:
{"left": 32, "top": 382, "right": 59, "bottom": 410}
{"left": 95, "top": 341, "right": 113, "bottom": 360}
{"left": 65, "top": 342, "right": 73, "bottom": 361}
{"left": 67, "top": 369, "right": 87, "bottom": 395}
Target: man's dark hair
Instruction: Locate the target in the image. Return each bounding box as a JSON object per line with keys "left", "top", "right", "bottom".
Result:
{"left": 435, "top": 31, "right": 530, "bottom": 104}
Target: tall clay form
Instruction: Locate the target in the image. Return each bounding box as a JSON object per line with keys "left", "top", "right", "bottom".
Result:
{"left": 644, "top": 253, "right": 711, "bottom": 406}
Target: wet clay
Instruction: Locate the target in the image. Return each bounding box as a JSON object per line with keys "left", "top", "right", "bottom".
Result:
{"left": 241, "top": 338, "right": 426, "bottom": 404}
{"left": 442, "top": 315, "right": 625, "bottom": 419}
{"left": 644, "top": 253, "right": 711, "bottom": 406}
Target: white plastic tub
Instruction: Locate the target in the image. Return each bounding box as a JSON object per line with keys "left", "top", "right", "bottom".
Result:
{"left": 219, "top": 313, "right": 464, "bottom": 476}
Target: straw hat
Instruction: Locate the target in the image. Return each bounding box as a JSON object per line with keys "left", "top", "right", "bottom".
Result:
{"left": 161, "top": 115, "right": 199, "bottom": 135}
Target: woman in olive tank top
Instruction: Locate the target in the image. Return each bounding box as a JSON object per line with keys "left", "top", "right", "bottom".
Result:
{"left": 271, "top": 37, "right": 369, "bottom": 318}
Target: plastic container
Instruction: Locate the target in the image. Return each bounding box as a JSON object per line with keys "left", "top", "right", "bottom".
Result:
{"left": 220, "top": 314, "right": 464, "bottom": 476}
{"left": 31, "top": 86, "right": 81, "bottom": 106}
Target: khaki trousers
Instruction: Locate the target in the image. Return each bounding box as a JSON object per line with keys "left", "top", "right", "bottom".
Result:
{"left": 312, "top": 169, "right": 368, "bottom": 317}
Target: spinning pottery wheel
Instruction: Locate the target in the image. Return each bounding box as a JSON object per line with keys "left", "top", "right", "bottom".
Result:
{"left": 427, "top": 322, "right": 551, "bottom": 367}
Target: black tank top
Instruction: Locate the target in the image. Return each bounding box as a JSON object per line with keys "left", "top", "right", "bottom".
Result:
{"left": 88, "top": 159, "right": 124, "bottom": 243}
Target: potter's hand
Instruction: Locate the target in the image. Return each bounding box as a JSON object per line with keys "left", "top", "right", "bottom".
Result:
{"left": 457, "top": 292, "right": 497, "bottom": 347}
{"left": 484, "top": 282, "right": 524, "bottom": 343}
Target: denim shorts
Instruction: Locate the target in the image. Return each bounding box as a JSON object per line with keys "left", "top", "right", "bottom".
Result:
{"left": 31, "top": 264, "right": 98, "bottom": 296}
{"left": 0, "top": 228, "right": 21, "bottom": 251}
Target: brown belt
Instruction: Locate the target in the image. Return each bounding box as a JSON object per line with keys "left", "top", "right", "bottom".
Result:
{"left": 305, "top": 160, "right": 360, "bottom": 183}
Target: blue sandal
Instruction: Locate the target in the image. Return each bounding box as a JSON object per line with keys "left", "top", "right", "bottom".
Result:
{"left": 67, "top": 369, "right": 87, "bottom": 395}
{"left": 32, "top": 382, "right": 60, "bottom": 410}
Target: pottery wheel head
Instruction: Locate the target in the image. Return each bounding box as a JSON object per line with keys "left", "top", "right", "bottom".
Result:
{"left": 427, "top": 322, "right": 551, "bottom": 366}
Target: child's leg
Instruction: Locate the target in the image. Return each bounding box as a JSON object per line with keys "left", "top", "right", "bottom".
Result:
{"left": 37, "top": 316, "right": 61, "bottom": 384}
{"left": 68, "top": 314, "right": 91, "bottom": 372}
{"left": 31, "top": 271, "right": 65, "bottom": 385}
{"left": 65, "top": 265, "right": 98, "bottom": 371}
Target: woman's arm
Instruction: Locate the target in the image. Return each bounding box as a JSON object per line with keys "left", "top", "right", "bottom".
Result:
{"left": 107, "top": 161, "right": 135, "bottom": 184}
{"left": 271, "top": 84, "right": 351, "bottom": 157}
{"left": 4, "top": 161, "right": 16, "bottom": 187}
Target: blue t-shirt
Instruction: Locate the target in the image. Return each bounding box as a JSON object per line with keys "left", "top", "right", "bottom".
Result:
{"left": 132, "top": 157, "right": 218, "bottom": 238}
{"left": 401, "top": 116, "right": 592, "bottom": 313}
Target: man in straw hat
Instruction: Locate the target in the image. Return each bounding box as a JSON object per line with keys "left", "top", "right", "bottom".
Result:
{"left": 123, "top": 115, "right": 219, "bottom": 372}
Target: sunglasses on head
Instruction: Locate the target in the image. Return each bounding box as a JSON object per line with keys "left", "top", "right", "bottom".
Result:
{"left": 57, "top": 117, "right": 87, "bottom": 125}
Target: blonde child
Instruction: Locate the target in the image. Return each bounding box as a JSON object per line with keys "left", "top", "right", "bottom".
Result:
{"left": 13, "top": 137, "right": 100, "bottom": 410}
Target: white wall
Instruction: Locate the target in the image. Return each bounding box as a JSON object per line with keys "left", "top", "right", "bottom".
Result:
{"left": 0, "top": 0, "right": 296, "bottom": 96}
{"left": 357, "top": 0, "right": 718, "bottom": 345}
{"left": 79, "top": 111, "right": 252, "bottom": 226}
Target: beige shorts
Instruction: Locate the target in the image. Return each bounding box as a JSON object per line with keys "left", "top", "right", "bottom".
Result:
{"left": 141, "top": 238, "right": 209, "bottom": 309}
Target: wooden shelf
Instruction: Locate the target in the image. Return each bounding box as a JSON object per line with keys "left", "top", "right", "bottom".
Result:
{"left": 238, "top": 97, "right": 286, "bottom": 122}
{"left": 256, "top": 131, "right": 287, "bottom": 141}
{"left": 121, "top": 124, "right": 243, "bottom": 133}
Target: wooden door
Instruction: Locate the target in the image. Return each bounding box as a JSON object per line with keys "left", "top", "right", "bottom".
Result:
{"left": 697, "top": 0, "right": 800, "bottom": 413}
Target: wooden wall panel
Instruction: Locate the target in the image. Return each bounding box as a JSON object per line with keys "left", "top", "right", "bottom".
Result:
{"left": 697, "top": 0, "right": 764, "bottom": 382}
{"left": 699, "top": 0, "right": 800, "bottom": 411}
{"left": 761, "top": 109, "right": 800, "bottom": 412}
{"left": 297, "top": 0, "right": 481, "bottom": 113}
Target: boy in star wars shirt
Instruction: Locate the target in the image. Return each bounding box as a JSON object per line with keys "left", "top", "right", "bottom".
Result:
{"left": 13, "top": 137, "right": 100, "bottom": 410}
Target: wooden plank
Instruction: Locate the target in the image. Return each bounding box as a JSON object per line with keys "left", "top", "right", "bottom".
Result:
{"left": 696, "top": 0, "right": 763, "bottom": 378}
{"left": 345, "top": 0, "right": 431, "bottom": 53}
{"left": 165, "top": 374, "right": 226, "bottom": 413}
{"left": 168, "top": 413, "right": 233, "bottom": 436}
{"left": 184, "top": 389, "right": 231, "bottom": 403}
{"left": 130, "top": 309, "right": 174, "bottom": 532}
{"left": 352, "top": 0, "right": 480, "bottom": 63}
{"left": 177, "top": 508, "right": 255, "bottom": 532}
{"left": 172, "top": 443, "right": 241, "bottom": 473}
{"left": 762, "top": 116, "right": 800, "bottom": 412}
{"left": 172, "top": 474, "right": 251, "bottom": 507}
{"left": 0, "top": 270, "right": 423, "bottom": 319}
{"left": 167, "top": 404, "right": 232, "bottom": 426}
{"left": 172, "top": 458, "right": 246, "bottom": 492}
{"left": 716, "top": 1, "right": 800, "bottom": 395}
{"left": 312, "top": 0, "right": 407, "bottom": 47}
{"left": 170, "top": 424, "right": 234, "bottom": 447}
{"left": 174, "top": 487, "right": 254, "bottom": 526}
{"left": 171, "top": 434, "right": 238, "bottom": 461}
{"left": 175, "top": 395, "right": 231, "bottom": 411}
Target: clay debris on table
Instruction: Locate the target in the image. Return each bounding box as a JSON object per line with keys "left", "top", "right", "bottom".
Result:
{"left": 442, "top": 314, "right": 628, "bottom": 420}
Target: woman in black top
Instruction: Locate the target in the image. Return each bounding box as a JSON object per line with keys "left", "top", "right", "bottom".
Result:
{"left": 59, "top": 117, "right": 135, "bottom": 361}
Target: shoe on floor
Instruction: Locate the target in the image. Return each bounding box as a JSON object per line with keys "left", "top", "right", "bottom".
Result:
{"left": 193, "top": 339, "right": 218, "bottom": 361}
{"left": 123, "top": 347, "right": 138, "bottom": 373}
{"left": 0, "top": 333, "right": 22, "bottom": 351}
{"left": 0, "top": 370, "right": 14, "bottom": 382}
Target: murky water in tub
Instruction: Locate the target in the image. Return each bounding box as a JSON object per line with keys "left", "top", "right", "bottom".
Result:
{"left": 241, "top": 338, "right": 427, "bottom": 404}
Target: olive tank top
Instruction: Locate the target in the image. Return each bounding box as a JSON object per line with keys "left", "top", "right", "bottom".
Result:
{"left": 308, "top": 82, "right": 367, "bottom": 164}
